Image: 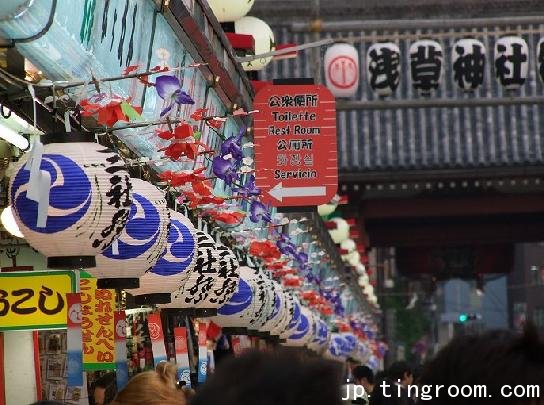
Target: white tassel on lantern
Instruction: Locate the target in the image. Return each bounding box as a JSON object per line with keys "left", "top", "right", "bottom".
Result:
{"left": 129, "top": 210, "right": 198, "bottom": 303}
{"left": 9, "top": 133, "right": 132, "bottom": 269}
{"left": 235, "top": 16, "right": 275, "bottom": 71}
{"left": 324, "top": 43, "right": 360, "bottom": 98}
{"left": 89, "top": 179, "right": 170, "bottom": 289}
{"left": 207, "top": 0, "right": 254, "bottom": 22}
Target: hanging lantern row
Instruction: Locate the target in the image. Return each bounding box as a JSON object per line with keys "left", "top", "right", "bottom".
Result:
{"left": 324, "top": 36, "right": 535, "bottom": 97}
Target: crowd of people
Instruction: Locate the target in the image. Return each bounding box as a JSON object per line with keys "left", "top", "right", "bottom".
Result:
{"left": 30, "top": 324, "right": 543, "bottom": 405}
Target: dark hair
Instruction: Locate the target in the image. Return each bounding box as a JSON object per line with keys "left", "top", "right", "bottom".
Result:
{"left": 419, "top": 324, "right": 544, "bottom": 404}
{"left": 387, "top": 361, "right": 412, "bottom": 381}
{"left": 353, "top": 365, "right": 374, "bottom": 384}
{"left": 190, "top": 349, "right": 344, "bottom": 405}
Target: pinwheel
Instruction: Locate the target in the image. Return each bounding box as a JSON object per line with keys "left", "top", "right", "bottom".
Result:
{"left": 155, "top": 75, "right": 195, "bottom": 116}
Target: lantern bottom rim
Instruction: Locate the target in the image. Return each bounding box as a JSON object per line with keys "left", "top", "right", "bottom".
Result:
{"left": 134, "top": 293, "right": 172, "bottom": 305}
{"left": 47, "top": 255, "right": 96, "bottom": 270}
{"left": 221, "top": 327, "right": 249, "bottom": 336}
{"left": 97, "top": 278, "right": 140, "bottom": 290}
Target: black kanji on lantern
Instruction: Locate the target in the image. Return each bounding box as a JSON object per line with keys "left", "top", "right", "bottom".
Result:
{"left": 495, "top": 40, "right": 527, "bottom": 88}
{"left": 410, "top": 43, "right": 443, "bottom": 95}
{"left": 538, "top": 41, "right": 544, "bottom": 83}
{"left": 368, "top": 45, "right": 400, "bottom": 94}
{"left": 453, "top": 43, "right": 486, "bottom": 91}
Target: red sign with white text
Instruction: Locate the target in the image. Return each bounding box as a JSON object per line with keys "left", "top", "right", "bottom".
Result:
{"left": 254, "top": 85, "right": 338, "bottom": 206}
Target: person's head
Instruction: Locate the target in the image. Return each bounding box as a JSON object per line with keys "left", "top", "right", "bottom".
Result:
{"left": 388, "top": 361, "right": 413, "bottom": 387}
{"left": 109, "top": 369, "right": 185, "bottom": 405}
{"left": 93, "top": 372, "right": 117, "bottom": 405}
{"left": 155, "top": 360, "right": 178, "bottom": 390}
{"left": 419, "top": 324, "right": 544, "bottom": 404}
{"left": 190, "top": 349, "right": 344, "bottom": 405}
{"left": 352, "top": 365, "right": 374, "bottom": 392}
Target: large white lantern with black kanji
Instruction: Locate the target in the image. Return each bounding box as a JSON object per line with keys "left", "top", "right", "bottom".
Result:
{"left": 409, "top": 39, "right": 443, "bottom": 96}
{"left": 367, "top": 42, "right": 401, "bottom": 97}
{"left": 280, "top": 293, "right": 302, "bottom": 339}
{"left": 284, "top": 306, "right": 314, "bottom": 347}
{"left": 177, "top": 231, "right": 239, "bottom": 314}
{"left": 207, "top": 0, "right": 254, "bottom": 22}
{"left": 211, "top": 266, "right": 259, "bottom": 330}
{"left": 130, "top": 210, "right": 198, "bottom": 304}
{"left": 89, "top": 179, "right": 169, "bottom": 289}
{"left": 324, "top": 43, "right": 360, "bottom": 98}
{"left": 452, "top": 38, "right": 486, "bottom": 91}
{"left": 259, "top": 280, "right": 287, "bottom": 335}
{"left": 495, "top": 36, "right": 529, "bottom": 90}
{"left": 249, "top": 272, "right": 276, "bottom": 336}
{"left": 9, "top": 133, "right": 132, "bottom": 269}
{"left": 537, "top": 38, "right": 544, "bottom": 83}
{"left": 270, "top": 287, "right": 292, "bottom": 337}
{"left": 235, "top": 16, "right": 275, "bottom": 71}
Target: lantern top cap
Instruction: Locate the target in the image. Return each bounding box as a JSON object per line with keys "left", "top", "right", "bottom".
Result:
{"left": 41, "top": 131, "right": 96, "bottom": 144}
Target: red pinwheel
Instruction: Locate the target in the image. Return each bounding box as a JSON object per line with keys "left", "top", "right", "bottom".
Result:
{"left": 182, "top": 192, "right": 225, "bottom": 209}
{"left": 159, "top": 167, "right": 206, "bottom": 187}
{"left": 160, "top": 140, "right": 211, "bottom": 161}
{"left": 204, "top": 209, "right": 246, "bottom": 227}
{"left": 283, "top": 275, "right": 303, "bottom": 288}
{"left": 157, "top": 122, "right": 195, "bottom": 140}
{"left": 249, "top": 240, "right": 281, "bottom": 261}
{"left": 190, "top": 108, "right": 208, "bottom": 121}
{"left": 79, "top": 94, "right": 142, "bottom": 127}
{"left": 206, "top": 117, "right": 226, "bottom": 129}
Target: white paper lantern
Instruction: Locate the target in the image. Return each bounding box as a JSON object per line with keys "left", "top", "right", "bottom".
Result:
{"left": 248, "top": 271, "right": 276, "bottom": 335}
{"left": 328, "top": 217, "right": 349, "bottom": 244}
{"left": 235, "top": 16, "right": 275, "bottom": 71}
{"left": 270, "top": 287, "right": 292, "bottom": 337}
{"left": 537, "top": 38, "right": 544, "bottom": 83}
{"left": 260, "top": 281, "right": 288, "bottom": 335}
{"left": 308, "top": 318, "right": 330, "bottom": 353}
{"left": 324, "top": 43, "right": 360, "bottom": 98}
{"left": 409, "top": 39, "right": 443, "bottom": 95}
{"left": 324, "top": 333, "right": 347, "bottom": 362}
{"left": 211, "top": 266, "right": 258, "bottom": 329}
{"left": 452, "top": 38, "right": 486, "bottom": 91}
{"left": 495, "top": 36, "right": 529, "bottom": 90}
{"left": 342, "top": 332, "right": 358, "bottom": 357}
{"left": 284, "top": 307, "right": 314, "bottom": 347}
{"left": 207, "top": 0, "right": 254, "bottom": 22}
{"left": 279, "top": 293, "right": 302, "bottom": 339}
{"left": 367, "top": 42, "right": 401, "bottom": 96}
{"left": 9, "top": 133, "right": 132, "bottom": 269}
{"left": 178, "top": 231, "right": 239, "bottom": 311}
{"left": 88, "top": 179, "right": 169, "bottom": 289}
{"left": 129, "top": 210, "right": 198, "bottom": 302}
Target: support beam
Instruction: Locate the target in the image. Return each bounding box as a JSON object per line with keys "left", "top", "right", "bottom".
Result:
{"left": 291, "top": 15, "right": 544, "bottom": 32}
{"left": 337, "top": 96, "right": 544, "bottom": 111}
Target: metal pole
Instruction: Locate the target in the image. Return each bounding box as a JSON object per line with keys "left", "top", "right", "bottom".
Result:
{"left": 291, "top": 15, "right": 544, "bottom": 33}
{"left": 336, "top": 96, "right": 544, "bottom": 111}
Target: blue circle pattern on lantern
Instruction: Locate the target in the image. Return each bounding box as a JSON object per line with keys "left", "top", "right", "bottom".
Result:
{"left": 102, "top": 193, "right": 161, "bottom": 260}
{"left": 217, "top": 278, "right": 252, "bottom": 316}
{"left": 287, "top": 301, "right": 301, "bottom": 330}
{"left": 314, "top": 320, "right": 329, "bottom": 344}
{"left": 152, "top": 217, "right": 195, "bottom": 276}
{"left": 11, "top": 154, "right": 91, "bottom": 233}
{"left": 289, "top": 312, "right": 310, "bottom": 340}
{"left": 329, "top": 335, "right": 346, "bottom": 357}
{"left": 343, "top": 333, "right": 358, "bottom": 354}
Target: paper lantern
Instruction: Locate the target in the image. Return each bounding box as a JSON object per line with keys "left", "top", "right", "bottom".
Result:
{"left": 367, "top": 42, "right": 401, "bottom": 96}
{"left": 247, "top": 271, "right": 276, "bottom": 336}
{"left": 409, "top": 39, "right": 443, "bottom": 95}
{"left": 270, "top": 287, "right": 292, "bottom": 337}
{"left": 308, "top": 318, "right": 330, "bottom": 352}
{"left": 279, "top": 293, "right": 302, "bottom": 339}
{"left": 325, "top": 333, "right": 347, "bottom": 362}
{"left": 9, "top": 133, "right": 132, "bottom": 269}
{"left": 324, "top": 43, "right": 360, "bottom": 98}
{"left": 130, "top": 210, "right": 198, "bottom": 303}
{"left": 235, "top": 16, "right": 275, "bottom": 71}
{"left": 537, "top": 38, "right": 544, "bottom": 83}
{"left": 342, "top": 332, "right": 358, "bottom": 357}
{"left": 207, "top": 0, "right": 254, "bottom": 22}
{"left": 452, "top": 38, "right": 486, "bottom": 91}
{"left": 328, "top": 218, "right": 349, "bottom": 244}
{"left": 87, "top": 179, "right": 169, "bottom": 288}
{"left": 284, "top": 307, "right": 314, "bottom": 347}
{"left": 259, "top": 281, "right": 287, "bottom": 335}
{"left": 495, "top": 36, "right": 529, "bottom": 90}
{"left": 178, "top": 231, "right": 239, "bottom": 312}
{"left": 211, "top": 266, "right": 256, "bottom": 330}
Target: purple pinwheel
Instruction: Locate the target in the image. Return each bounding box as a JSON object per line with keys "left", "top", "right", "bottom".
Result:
{"left": 220, "top": 128, "right": 244, "bottom": 161}
{"left": 277, "top": 234, "right": 297, "bottom": 256}
{"left": 155, "top": 75, "right": 195, "bottom": 116}
{"left": 212, "top": 156, "right": 239, "bottom": 185}
{"left": 295, "top": 251, "right": 309, "bottom": 265}
{"left": 249, "top": 200, "right": 271, "bottom": 223}
{"left": 232, "top": 175, "right": 261, "bottom": 198}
